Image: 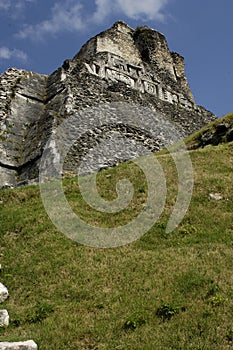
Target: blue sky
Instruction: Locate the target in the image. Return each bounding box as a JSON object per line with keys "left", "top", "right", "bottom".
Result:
{"left": 0, "top": 0, "right": 232, "bottom": 117}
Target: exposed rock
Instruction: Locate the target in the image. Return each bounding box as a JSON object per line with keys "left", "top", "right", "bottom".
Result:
{"left": 0, "top": 310, "right": 9, "bottom": 327}
{"left": 0, "top": 340, "right": 38, "bottom": 350}
{"left": 0, "top": 21, "right": 216, "bottom": 188}
{"left": 0, "top": 283, "right": 8, "bottom": 303}
{"left": 186, "top": 112, "right": 233, "bottom": 150}
{"left": 226, "top": 128, "right": 233, "bottom": 142}
{"left": 209, "top": 193, "right": 223, "bottom": 201}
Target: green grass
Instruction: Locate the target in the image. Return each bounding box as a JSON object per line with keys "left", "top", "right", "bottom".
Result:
{"left": 0, "top": 142, "right": 232, "bottom": 349}
{"left": 184, "top": 112, "right": 233, "bottom": 149}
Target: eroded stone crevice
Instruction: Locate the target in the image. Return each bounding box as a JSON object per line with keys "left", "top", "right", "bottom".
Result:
{"left": 16, "top": 92, "right": 45, "bottom": 104}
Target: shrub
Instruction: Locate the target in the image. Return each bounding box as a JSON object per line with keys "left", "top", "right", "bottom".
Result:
{"left": 156, "top": 302, "right": 179, "bottom": 321}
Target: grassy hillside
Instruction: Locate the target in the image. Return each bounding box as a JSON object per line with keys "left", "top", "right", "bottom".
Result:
{"left": 0, "top": 142, "right": 232, "bottom": 349}
{"left": 185, "top": 112, "right": 233, "bottom": 149}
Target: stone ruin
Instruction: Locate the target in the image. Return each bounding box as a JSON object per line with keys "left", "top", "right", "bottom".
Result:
{"left": 0, "top": 21, "right": 216, "bottom": 188}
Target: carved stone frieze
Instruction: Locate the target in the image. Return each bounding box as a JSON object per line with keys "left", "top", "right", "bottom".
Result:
{"left": 84, "top": 53, "right": 200, "bottom": 112}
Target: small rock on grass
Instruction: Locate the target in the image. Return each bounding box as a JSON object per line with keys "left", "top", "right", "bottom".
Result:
{"left": 0, "top": 284, "right": 8, "bottom": 303}
{"left": 0, "top": 310, "right": 9, "bottom": 327}
{"left": 209, "top": 193, "right": 223, "bottom": 200}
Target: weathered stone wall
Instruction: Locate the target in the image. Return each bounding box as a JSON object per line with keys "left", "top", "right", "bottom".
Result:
{"left": 41, "top": 58, "right": 214, "bottom": 176}
{"left": 0, "top": 21, "right": 216, "bottom": 189}
{"left": 77, "top": 22, "right": 194, "bottom": 103}
{"left": 133, "top": 27, "right": 176, "bottom": 78}
{"left": 171, "top": 52, "right": 194, "bottom": 102}
{"left": 77, "top": 21, "right": 142, "bottom": 65}
{"left": 0, "top": 69, "right": 48, "bottom": 187}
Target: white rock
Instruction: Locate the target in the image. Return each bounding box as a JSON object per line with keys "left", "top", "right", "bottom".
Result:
{"left": 0, "top": 310, "right": 9, "bottom": 327}
{"left": 0, "top": 284, "right": 8, "bottom": 303}
{"left": 0, "top": 340, "right": 38, "bottom": 350}
{"left": 209, "top": 193, "right": 223, "bottom": 200}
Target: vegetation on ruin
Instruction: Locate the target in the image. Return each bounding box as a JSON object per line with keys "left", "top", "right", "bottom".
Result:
{"left": 184, "top": 112, "right": 233, "bottom": 149}
{"left": 0, "top": 140, "right": 232, "bottom": 349}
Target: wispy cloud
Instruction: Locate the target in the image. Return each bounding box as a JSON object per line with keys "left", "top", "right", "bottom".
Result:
{"left": 18, "top": 0, "right": 84, "bottom": 39}
{"left": 119, "top": 0, "right": 169, "bottom": 20}
{"left": 17, "top": 0, "right": 170, "bottom": 40}
{"left": 94, "top": 0, "right": 169, "bottom": 22}
{"left": 0, "top": 0, "right": 11, "bottom": 10}
{"left": 0, "top": 0, "right": 35, "bottom": 12}
{"left": 0, "top": 47, "right": 28, "bottom": 62}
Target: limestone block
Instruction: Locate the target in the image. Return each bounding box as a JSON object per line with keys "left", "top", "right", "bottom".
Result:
{"left": 0, "top": 168, "right": 17, "bottom": 189}
{"left": 0, "top": 284, "right": 8, "bottom": 303}
{"left": 0, "top": 310, "right": 9, "bottom": 327}
{"left": 0, "top": 341, "right": 38, "bottom": 350}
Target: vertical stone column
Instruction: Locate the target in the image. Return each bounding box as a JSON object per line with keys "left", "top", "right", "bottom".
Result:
{"left": 157, "top": 85, "right": 164, "bottom": 100}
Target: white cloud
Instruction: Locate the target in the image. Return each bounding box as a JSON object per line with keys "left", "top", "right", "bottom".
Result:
{"left": 92, "top": 0, "right": 111, "bottom": 22}
{"left": 18, "top": 0, "right": 84, "bottom": 39}
{"left": 117, "top": 0, "right": 169, "bottom": 21}
{"left": 93, "top": 0, "right": 169, "bottom": 22}
{"left": 0, "top": 47, "right": 28, "bottom": 62}
{"left": 17, "top": 0, "right": 169, "bottom": 40}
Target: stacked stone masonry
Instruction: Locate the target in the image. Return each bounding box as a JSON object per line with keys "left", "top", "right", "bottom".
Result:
{"left": 0, "top": 21, "right": 216, "bottom": 188}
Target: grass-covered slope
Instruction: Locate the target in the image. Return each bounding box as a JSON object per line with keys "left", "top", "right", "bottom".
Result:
{"left": 0, "top": 142, "right": 232, "bottom": 350}
{"left": 185, "top": 112, "right": 233, "bottom": 149}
